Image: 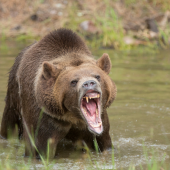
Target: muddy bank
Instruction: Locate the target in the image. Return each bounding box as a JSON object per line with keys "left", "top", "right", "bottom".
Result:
{"left": 0, "top": 0, "right": 170, "bottom": 49}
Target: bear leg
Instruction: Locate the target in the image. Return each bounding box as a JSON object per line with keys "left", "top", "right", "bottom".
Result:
{"left": 1, "top": 101, "right": 22, "bottom": 139}
{"left": 1, "top": 72, "right": 22, "bottom": 139}
{"left": 96, "top": 130, "right": 112, "bottom": 152}
{"left": 82, "top": 131, "right": 112, "bottom": 152}
{"left": 96, "top": 110, "right": 112, "bottom": 151}
{"left": 23, "top": 113, "right": 71, "bottom": 158}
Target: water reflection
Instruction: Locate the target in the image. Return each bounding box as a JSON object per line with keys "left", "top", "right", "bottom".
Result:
{"left": 0, "top": 42, "right": 170, "bottom": 169}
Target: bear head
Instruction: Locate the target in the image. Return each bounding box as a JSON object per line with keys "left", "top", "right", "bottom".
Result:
{"left": 35, "top": 52, "right": 116, "bottom": 136}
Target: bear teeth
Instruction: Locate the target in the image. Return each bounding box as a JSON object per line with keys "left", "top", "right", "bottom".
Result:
{"left": 91, "top": 122, "right": 102, "bottom": 128}
{"left": 83, "top": 94, "right": 100, "bottom": 100}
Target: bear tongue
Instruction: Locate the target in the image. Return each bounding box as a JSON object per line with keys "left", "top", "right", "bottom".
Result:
{"left": 86, "top": 100, "right": 96, "bottom": 121}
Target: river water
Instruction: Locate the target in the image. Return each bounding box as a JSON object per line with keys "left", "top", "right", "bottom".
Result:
{"left": 0, "top": 41, "right": 170, "bottom": 169}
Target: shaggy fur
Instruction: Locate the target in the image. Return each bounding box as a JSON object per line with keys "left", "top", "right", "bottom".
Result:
{"left": 0, "top": 28, "right": 117, "bottom": 158}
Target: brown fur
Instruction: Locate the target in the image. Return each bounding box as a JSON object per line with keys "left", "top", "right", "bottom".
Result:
{"left": 0, "top": 28, "right": 117, "bottom": 158}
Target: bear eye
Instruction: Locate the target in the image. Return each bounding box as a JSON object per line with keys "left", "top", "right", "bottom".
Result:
{"left": 71, "top": 80, "right": 78, "bottom": 87}
{"left": 95, "top": 75, "right": 100, "bottom": 81}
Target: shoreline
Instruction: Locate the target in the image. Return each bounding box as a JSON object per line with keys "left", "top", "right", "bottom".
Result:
{"left": 0, "top": 0, "right": 170, "bottom": 50}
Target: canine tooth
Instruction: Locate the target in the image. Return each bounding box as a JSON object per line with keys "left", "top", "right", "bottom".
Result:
{"left": 86, "top": 97, "right": 88, "bottom": 103}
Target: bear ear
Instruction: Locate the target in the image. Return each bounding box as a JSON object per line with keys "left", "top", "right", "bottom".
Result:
{"left": 42, "top": 61, "right": 58, "bottom": 80}
{"left": 96, "top": 53, "right": 112, "bottom": 74}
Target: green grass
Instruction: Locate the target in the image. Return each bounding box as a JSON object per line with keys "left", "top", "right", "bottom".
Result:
{"left": 0, "top": 0, "right": 170, "bottom": 51}
{"left": 94, "top": 0, "right": 126, "bottom": 50}
{"left": 1, "top": 0, "right": 170, "bottom": 51}
{"left": 64, "top": 0, "right": 127, "bottom": 50}
{"left": 63, "top": 0, "right": 170, "bottom": 51}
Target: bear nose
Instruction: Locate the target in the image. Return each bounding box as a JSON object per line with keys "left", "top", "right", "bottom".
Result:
{"left": 82, "top": 80, "right": 96, "bottom": 89}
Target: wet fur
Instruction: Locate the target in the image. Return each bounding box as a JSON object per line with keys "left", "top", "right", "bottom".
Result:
{"left": 0, "top": 28, "right": 116, "bottom": 158}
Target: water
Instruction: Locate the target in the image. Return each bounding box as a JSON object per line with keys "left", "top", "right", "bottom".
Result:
{"left": 0, "top": 41, "right": 170, "bottom": 169}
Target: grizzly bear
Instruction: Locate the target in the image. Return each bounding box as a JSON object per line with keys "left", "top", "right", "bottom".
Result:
{"left": 0, "top": 28, "right": 117, "bottom": 158}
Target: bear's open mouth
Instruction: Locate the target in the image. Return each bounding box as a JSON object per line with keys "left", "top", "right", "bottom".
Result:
{"left": 80, "top": 90, "right": 103, "bottom": 135}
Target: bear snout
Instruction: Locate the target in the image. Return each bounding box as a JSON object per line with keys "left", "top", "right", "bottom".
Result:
{"left": 82, "top": 80, "right": 97, "bottom": 90}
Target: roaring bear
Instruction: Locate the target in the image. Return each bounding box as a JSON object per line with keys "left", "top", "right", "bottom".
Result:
{"left": 0, "top": 28, "right": 117, "bottom": 158}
